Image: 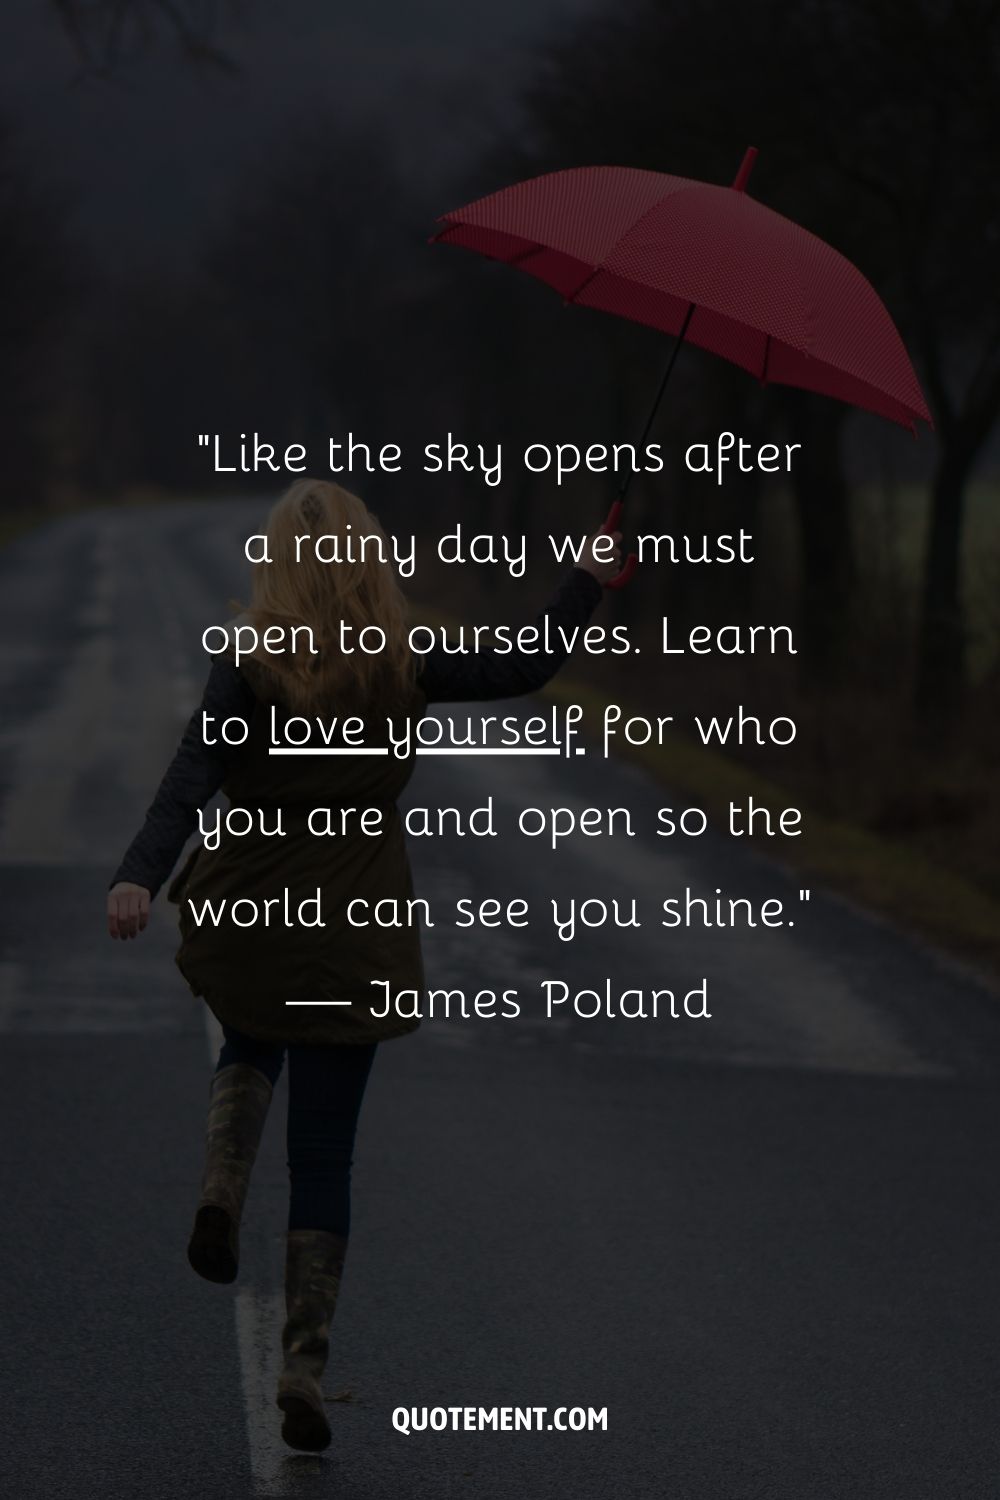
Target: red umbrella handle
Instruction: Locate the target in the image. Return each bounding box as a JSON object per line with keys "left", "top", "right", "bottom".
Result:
{"left": 598, "top": 500, "right": 638, "bottom": 589}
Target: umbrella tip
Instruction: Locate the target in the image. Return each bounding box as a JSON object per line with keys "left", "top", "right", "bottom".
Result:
{"left": 732, "top": 146, "right": 758, "bottom": 192}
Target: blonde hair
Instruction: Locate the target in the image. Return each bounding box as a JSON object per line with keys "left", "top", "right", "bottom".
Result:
{"left": 243, "top": 478, "right": 416, "bottom": 711}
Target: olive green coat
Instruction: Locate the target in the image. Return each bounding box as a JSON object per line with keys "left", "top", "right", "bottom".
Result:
{"left": 170, "top": 665, "right": 426, "bottom": 1046}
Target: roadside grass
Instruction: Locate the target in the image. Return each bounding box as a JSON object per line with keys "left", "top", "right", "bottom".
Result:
{"left": 0, "top": 511, "right": 49, "bottom": 548}
{"left": 414, "top": 592, "right": 1000, "bottom": 986}
{"left": 759, "top": 477, "right": 1000, "bottom": 679}
{"left": 543, "top": 674, "right": 1000, "bottom": 979}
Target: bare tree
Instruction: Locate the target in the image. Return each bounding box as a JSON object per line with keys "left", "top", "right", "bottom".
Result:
{"left": 501, "top": 0, "right": 1000, "bottom": 725}
{"left": 0, "top": 119, "right": 80, "bottom": 506}
{"left": 50, "top": 0, "right": 245, "bottom": 74}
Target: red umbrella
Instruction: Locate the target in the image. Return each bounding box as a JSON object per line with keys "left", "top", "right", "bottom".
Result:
{"left": 433, "top": 148, "right": 931, "bottom": 586}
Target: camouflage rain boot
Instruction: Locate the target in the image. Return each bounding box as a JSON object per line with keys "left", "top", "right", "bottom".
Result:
{"left": 276, "top": 1230, "right": 348, "bottom": 1452}
{"left": 187, "top": 1063, "right": 273, "bottom": 1284}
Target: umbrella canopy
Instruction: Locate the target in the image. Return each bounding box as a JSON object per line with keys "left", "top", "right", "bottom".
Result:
{"left": 433, "top": 149, "right": 931, "bottom": 433}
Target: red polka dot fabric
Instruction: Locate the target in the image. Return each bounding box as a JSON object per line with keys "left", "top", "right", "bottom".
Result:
{"left": 434, "top": 165, "right": 931, "bottom": 431}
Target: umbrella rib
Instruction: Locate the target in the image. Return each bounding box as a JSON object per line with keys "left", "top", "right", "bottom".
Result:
{"left": 566, "top": 264, "right": 602, "bottom": 303}
{"left": 567, "top": 185, "right": 694, "bottom": 304}
{"left": 433, "top": 166, "right": 930, "bottom": 434}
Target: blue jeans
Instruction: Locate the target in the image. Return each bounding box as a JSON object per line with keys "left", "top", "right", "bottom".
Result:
{"left": 216, "top": 1024, "right": 377, "bottom": 1235}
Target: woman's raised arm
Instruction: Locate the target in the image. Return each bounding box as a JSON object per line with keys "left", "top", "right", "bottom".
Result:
{"left": 419, "top": 531, "right": 620, "bottom": 704}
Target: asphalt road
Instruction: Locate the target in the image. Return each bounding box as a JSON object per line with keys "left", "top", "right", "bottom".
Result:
{"left": 2, "top": 501, "right": 1000, "bottom": 1500}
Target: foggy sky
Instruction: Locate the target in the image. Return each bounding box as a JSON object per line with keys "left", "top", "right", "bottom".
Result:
{"left": 0, "top": 0, "right": 600, "bottom": 273}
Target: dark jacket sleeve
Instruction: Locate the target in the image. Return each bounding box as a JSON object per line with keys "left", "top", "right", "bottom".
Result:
{"left": 110, "top": 659, "right": 254, "bottom": 899}
{"left": 418, "top": 567, "right": 603, "bottom": 703}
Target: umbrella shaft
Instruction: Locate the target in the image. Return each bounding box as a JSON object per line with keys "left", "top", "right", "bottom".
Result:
{"left": 617, "top": 302, "right": 695, "bottom": 505}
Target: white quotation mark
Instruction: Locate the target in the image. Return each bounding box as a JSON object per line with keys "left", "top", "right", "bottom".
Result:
{"left": 788, "top": 888, "right": 810, "bottom": 927}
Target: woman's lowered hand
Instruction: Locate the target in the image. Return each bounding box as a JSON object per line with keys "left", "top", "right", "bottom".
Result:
{"left": 107, "top": 882, "right": 151, "bottom": 940}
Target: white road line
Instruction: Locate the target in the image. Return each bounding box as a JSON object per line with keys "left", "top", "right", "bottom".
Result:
{"left": 171, "top": 670, "right": 198, "bottom": 722}
{"left": 79, "top": 525, "right": 115, "bottom": 630}
{"left": 202, "top": 1010, "right": 224, "bottom": 1060}
{"left": 236, "top": 1289, "right": 313, "bottom": 1497}
{"left": 200, "top": 1008, "right": 303, "bottom": 1495}
{"left": 179, "top": 517, "right": 300, "bottom": 1492}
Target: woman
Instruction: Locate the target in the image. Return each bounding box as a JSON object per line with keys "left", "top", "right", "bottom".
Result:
{"left": 108, "top": 478, "right": 620, "bottom": 1452}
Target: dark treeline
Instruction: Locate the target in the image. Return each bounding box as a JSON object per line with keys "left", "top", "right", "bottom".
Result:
{"left": 7, "top": 0, "right": 1000, "bottom": 875}
{"left": 0, "top": 117, "right": 81, "bottom": 510}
